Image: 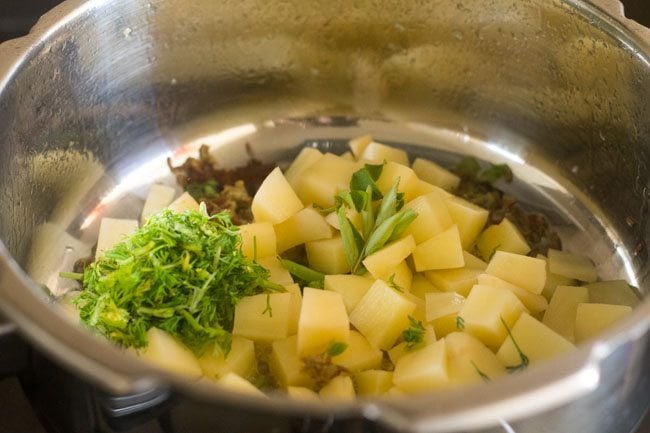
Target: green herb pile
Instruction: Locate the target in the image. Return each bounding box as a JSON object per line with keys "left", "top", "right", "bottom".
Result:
{"left": 70, "top": 205, "right": 282, "bottom": 354}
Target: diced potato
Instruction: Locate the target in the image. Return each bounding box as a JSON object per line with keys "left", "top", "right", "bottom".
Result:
{"left": 295, "top": 153, "right": 359, "bottom": 208}
{"left": 324, "top": 274, "right": 375, "bottom": 313}
{"left": 167, "top": 191, "right": 200, "bottom": 213}
{"left": 497, "top": 313, "right": 574, "bottom": 366}
{"left": 255, "top": 256, "right": 294, "bottom": 285}
{"left": 284, "top": 147, "right": 323, "bottom": 189}
{"left": 287, "top": 386, "right": 320, "bottom": 401}
{"left": 375, "top": 161, "right": 420, "bottom": 202}
{"left": 431, "top": 313, "right": 462, "bottom": 338}
{"left": 232, "top": 292, "right": 295, "bottom": 342}
{"left": 274, "top": 207, "right": 333, "bottom": 253}
{"left": 138, "top": 327, "right": 202, "bottom": 378}
{"left": 349, "top": 279, "right": 417, "bottom": 349}
{"left": 305, "top": 237, "right": 350, "bottom": 274}
{"left": 411, "top": 158, "right": 460, "bottom": 192}
{"left": 402, "top": 191, "right": 453, "bottom": 243}
{"left": 538, "top": 254, "right": 576, "bottom": 300}
{"left": 402, "top": 291, "right": 428, "bottom": 324}
{"left": 325, "top": 207, "right": 362, "bottom": 231}
{"left": 410, "top": 274, "right": 440, "bottom": 299}
{"left": 340, "top": 151, "right": 354, "bottom": 161}
{"left": 331, "top": 330, "right": 383, "bottom": 373}
{"left": 542, "top": 285, "right": 589, "bottom": 342}
{"left": 486, "top": 251, "right": 546, "bottom": 295}
{"left": 443, "top": 195, "right": 489, "bottom": 249}
{"left": 574, "top": 303, "right": 632, "bottom": 342}
{"left": 252, "top": 167, "right": 304, "bottom": 224}
{"left": 360, "top": 141, "right": 409, "bottom": 165}
{"left": 285, "top": 283, "right": 303, "bottom": 335}
{"left": 585, "top": 280, "right": 640, "bottom": 307}
{"left": 412, "top": 225, "right": 464, "bottom": 271}
{"left": 446, "top": 332, "right": 506, "bottom": 385}
{"left": 239, "top": 222, "right": 276, "bottom": 259}
{"left": 377, "top": 260, "right": 413, "bottom": 292}
{"left": 425, "top": 292, "right": 465, "bottom": 322}
{"left": 477, "top": 274, "right": 549, "bottom": 315}
{"left": 270, "top": 335, "right": 315, "bottom": 389}
{"left": 475, "top": 218, "right": 530, "bottom": 261}
{"left": 354, "top": 370, "right": 394, "bottom": 396}
{"left": 95, "top": 218, "right": 138, "bottom": 259}
{"left": 297, "top": 288, "right": 349, "bottom": 356}
{"left": 424, "top": 267, "right": 482, "bottom": 297}
{"left": 463, "top": 251, "right": 488, "bottom": 270}
{"left": 198, "top": 337, "right": 256, "bottom": 380}
{"left": 548, "top": 249, "right": 598, "bottom": 283}
{"left": 215, "top": 372, "right": 266, "bottom": 397}
{"left": 458, "top": 284, "right": 527, "bottom": 348}
{"left": 140, "top": 184, "right": 176, "bottom": 224}
{"left": 387, "top": 325, "right": 436, "bottom": 364}
{"left": 363, "top": 235, "right": 416, "bottom": 280}
{"left": 348, "top": 134, "right": 373, "bottom": 159}
{"left": 393, "top": 339, "right": 448, "bottom": 393}
{"left": 319, "top": 375, "right": 356, "bottom": 401}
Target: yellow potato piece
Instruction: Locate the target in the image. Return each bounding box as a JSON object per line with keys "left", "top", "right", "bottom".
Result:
{"left": 477, "top": 273, "right": 548, "bottom": 315}
{"left": 348, "top": 134, "right": 373, "bottom": 159}
{"left": 475, "top": 218, "right": 530, "bottom": 261}
{"left": 375, "top": 161, "right": 420, "bottom": 202}
{"left": 141, "top": 184, "right": 176, "bottom": 224}
{"left": 232, "top": 292, "right": 295, "bottom": 343}
{"left": 274, "top": 206, "right": 333, "bottom": 253}
{"left": 412, "top": 225, "right": 464, "bottom": 271}
{"left": 137, "top": 327, "right": 202, "bottom": 378}
{"left": 411, "top": 158, "right": 460, "bottom": 192}
{"left": 324, "top": 274, "right": 375, "bottom": 313}
{"left": 198, "top": 337, "right": 256, "bottom": 380}
{"left": 424, "top": 267, "right": 482, "bottom": 297}
{"left": 284, "top": 147, "right": 323, "bottom": 189}
{"left": 393, "top": 339, "right": 448, "bottom": 393}
{"left": 574, "top": 303, "right": 632, "bottom": 342}
{"left": 402, "top": 191, "right": 453, "bottom": 244}
{"left": 443, "top": 195, "right": 489, "bottom": 249}
{"left": 294, "top": 153, "right": 358, "bottom": 208}
{"left": 548, "top": 248, "right": 598, "bottom": 283}
{"left": 239, "top": 222, "right": 276, "bottom": 260}
{"left": 485, "top": 251, "right": 546, "bottom": 295}
{"left": 297, "top": 288, "right": 349, "bottom": 356}
{"left": 354, "top": 370, "right": 394, "bottom": 396}
{"left": 287, "top": 386, "right": 320, "bottom": 401}
{"left": 331, "top": 330, "right": 383, "bottom": 373}
{"left": 363, "top": 235, "right": 416, "bottom": 280}
{"left": 255, "top": 256, "right": 294, "bottom": 286}
{"left": 425, "top": 291, "right": 465, "bottom": 322}
{"left": 446, "top": 332, "right": 506, "bottom": 386}
{"left": 305, "top": 236, "right": 351, "bottom": 274}
{"left": 252, "top": 167, "right": 304, "bottom": 224}
{"left": 95, "top": 218, "right": 139, "bottom": 260}
{"left": 542, "top": 285, "right": 589, "bottom": 342}
{"left": 215, "top": 372, "right": 266, "bottom": 397}
{"left": 360, "top": 141, "right": 409, "bottom": 165}
{"left": 319, "top": 375, "right": 356, "bottom": 401}
{"left": 269, "top": 335, "right": 315, "bottom": 389}
{"left": 167, "top": 191, "right": 200, "bottom": 213}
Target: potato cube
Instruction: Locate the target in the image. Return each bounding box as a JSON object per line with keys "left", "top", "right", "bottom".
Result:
{"left": 412, "top": 225, "right": 464, "bottom": 271}
{"left": 446, "top": 332, "right": 506, "bottom": 385}
{"left": 475, "top": 218, "right": 531, "bottom": 261}
{"left": 198, "top": 337, "right": 256, "bottom": 380}
{"left": 239, "top": 222, "right": 276, "bottom": 260}
{"left": 463, "top": 251, "right": 488, "bottom": 270}
{"left": 393, "top": 339, "right": 448, "bottom": 393}
{"left": 349, "top": 279, "right": 416, "bottom": 349}
{"left": 325, "top": 207, "right": 363, "bottom": 231}
{"left": 167, "top": 192, "right": 200, "bottom": 213}
{"left": 232, "top": 292, "right": 295, "bottom": 342}
{"left": 363, "top": 235, "right": 416, "bottom": 280}
{"left": 477, "top": 273, "right": 548, "bottom": 315}
{"left": 443, "top": 195, "right": 489, "bottom": 249}
{"left": 138, "top": 327, "right": 202, "bottom": 378}
{"left": 411, "top": 158, "right": 460, "bottom": 192}
{"left": 410, "top": 274, "right": 440, "bottom": 299}
{"left": 331, "top": 330, "right": 383, "bottom": 373}
{"left": 402, "top": 191, "right": 453, "bottom": 243}
{"left": 360, "top": 141, "right": 409, "bottom": 165}
{"left": 425, "top": 292, "right": 465, "bottom": 322}
{"left": 285, "top": 283, "right": 303, "bottom": 335}
{"left": 424, "top": 267, "right": 482, "bottom": 297}
{"left": 270, "top": 336, "right": 315, "bottom": 389}
{"left": 141, "top": 184, "right": 176, "bottom": 224}
{"left": 295, "top": 153, "right": 359, "bottom": 208}
{"left": 348, "top": 134, "right": 373, "bottom": 159}
{"left": 387, "top": 325, "right": 436, "bottom": 364}
{"left": 486, "top": 251, "right": 546, "bottom": 295}
{"left": 497, "top": 313, "right": 575, "bottom": 366}
{"left": 538, "top": 254, "right": 576, "bottom": 300}
{"left": 585, "top": 280, "right": 640, "bottom": 307}
{"left": 375, "top": 161, "right": 420, "bottom": 202}
{"left": 431, "top": 314, "right": 462, "bottom": 338}
{"left": 305, "top": 237, "right": 350, "bottom": 274}
{"left": 215, "top": 372, "right": 266, "bottom": 397}
{"left": 324, "top": 274, "right": 375, "bottom": 313}
{"left": 286, "top": 386, "right": 320, "bottom": 401}
{"left": 274, "top": 207, "right": 333, "bottom": 253}
{"left": 354, "top": 370, "right": 394, "bottom": 396}
{"left": 458, "top": 284, "right": 527, "bottom": 348}
{"left": 255, "top": 256, "right": 294, "bottom": 285}
{"left": 319, "top": 375, "right": 356, "bottom": 401}
{"left": 297, "top": 288, "right": 349, "bottom": 356}
{"left": 284, "top": 147, "right": 323, "bottom": 189}
{"left": 542, "top": 285, "right": 589, "bottom": 342}
{"left": 252, "top": 167, "right": 304, "bottom": 224}
{"left": 95, "top": 218, "right": 139, "bottom": 260}
{"left": 548, "top": 249, "right": 598, "bottom": 283}
{"left": 340, "top": 151, "right": 354, "bottom": 161}
{"left": 574, "top": 303, "right": 632, "bottom": 342}
{"left": 377, "top": 260, "right": 413, "bottom": 292}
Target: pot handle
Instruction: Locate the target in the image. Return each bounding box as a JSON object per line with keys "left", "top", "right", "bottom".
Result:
{"left": 0, "top": 315, "right": 29, "bottom": 378}
{"left": 585, "top": 0, "right": 650, "bottom": 43}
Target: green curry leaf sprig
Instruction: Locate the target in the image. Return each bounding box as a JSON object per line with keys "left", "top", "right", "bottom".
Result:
{"left": 71, "top": 205, "right": 283, "bottom": 355}
{"left": 334, "top": 163, "right": 418, "bottom": 275}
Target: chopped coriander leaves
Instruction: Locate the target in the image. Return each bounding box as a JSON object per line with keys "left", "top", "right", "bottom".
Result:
{"left": 402, "top": 316, "right": 426, "bottom": 348}
{"left": 72, "top": 206, "right": 280, "bottom": 355}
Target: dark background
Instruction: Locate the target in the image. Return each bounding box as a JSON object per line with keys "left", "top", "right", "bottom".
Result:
{"left": 0, "top": 0, "right": 648, "bottom": 42}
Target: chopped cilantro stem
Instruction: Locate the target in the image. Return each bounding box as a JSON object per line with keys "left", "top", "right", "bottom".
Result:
{"left": 402, "top": 316, "right": 425, "bottom": 348}
{"left": 500, "top": 317, "right": 529, "bottom": 372}
{"left": 73, "top": 207, "right": 275, "bottom": 354}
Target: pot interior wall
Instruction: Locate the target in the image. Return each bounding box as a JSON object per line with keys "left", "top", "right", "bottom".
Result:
{"left": 0, "top": 1, "right": 648, "bottom": 289}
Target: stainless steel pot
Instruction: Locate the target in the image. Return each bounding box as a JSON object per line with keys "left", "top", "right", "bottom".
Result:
{"left": 0, "top": 0, "right": 648, "bottom": 432}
